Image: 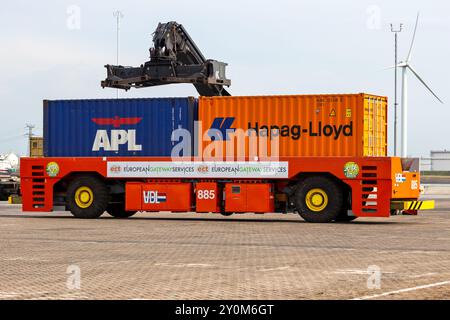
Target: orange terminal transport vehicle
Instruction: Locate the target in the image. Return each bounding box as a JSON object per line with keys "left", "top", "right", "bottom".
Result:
{"left": 20, "top": 93, "right": 434, "bottom": 223}
{"left": 19, "top": 21, "right": 435, "bottom": 222}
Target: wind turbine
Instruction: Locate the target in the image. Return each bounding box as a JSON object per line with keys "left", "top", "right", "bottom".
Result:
{"left": 395, "top": 12, "right": 444, "bottom": 157}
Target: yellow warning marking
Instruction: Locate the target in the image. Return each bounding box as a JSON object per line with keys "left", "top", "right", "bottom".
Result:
{"left": 391, "top": 200, "right": 435, "bottom": 210}
{"left": 329, "top": 109, "right": 336, "bottom": 117}
{"left": 346, "top": 108, "right": 352, "bottom": 118}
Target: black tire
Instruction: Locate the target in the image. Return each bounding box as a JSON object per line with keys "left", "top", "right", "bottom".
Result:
{"left": 107, "top": 203, "right": 137, "bottom": 218}
{"left": 0, "top": 188, "right": 7, "bottom": 201}
{"left": 67, "top": 176, "right": 109, "bottom": 219}
{"left": 294, "top": 176, "right": 344, "bottom": 223}
{"left": 220, "top": 202, "right": 234, "bottom": 216}
{"left": 334, "top": 212, "right": 358, "bottom": 222}
{"left": 220, "top": 211, "right": 234, "bottom": 217}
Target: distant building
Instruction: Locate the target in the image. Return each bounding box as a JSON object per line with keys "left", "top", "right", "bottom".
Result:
{"left": 430, "top": 150, "right": 450, "bottom": 171}
{"left": 0, "top": 159, "right": 12, "bottom": 178}
{"left": 29, "top": 137, "right": 44, "bottom": 157}
{"left": 0, "top": 153, "right": 19, "bottom": 169}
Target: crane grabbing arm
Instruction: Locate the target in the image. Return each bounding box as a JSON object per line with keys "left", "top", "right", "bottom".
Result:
{"left": 101, "top": 21, "right": 231, "bottom": 96}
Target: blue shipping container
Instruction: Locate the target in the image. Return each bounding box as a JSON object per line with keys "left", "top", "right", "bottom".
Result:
{"left": 44, "top": 97, "right": 197, "bottom": 157}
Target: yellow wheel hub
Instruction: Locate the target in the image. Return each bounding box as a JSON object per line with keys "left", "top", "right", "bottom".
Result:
{"left": 74, "top": 186, "right": 94, "bottom": 209}
{"left": 305, "top": 188, "right": 328, "bottom": 212}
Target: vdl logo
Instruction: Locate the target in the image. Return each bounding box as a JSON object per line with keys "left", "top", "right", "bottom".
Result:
{"left": 143, "top": 191, "right": 167, "bottom": 204}
{"left": 92, "top": 116, "right": 143, "bottom": 152}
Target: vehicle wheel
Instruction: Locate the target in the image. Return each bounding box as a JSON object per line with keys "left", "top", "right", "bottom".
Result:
{"left": 107, "top": 203, "right": 137, "bottom": 218}
{"left": 390, "top": 209, "right": 399, "bottom": 216}
{"left": 0, "top": 189, "right": 7, "bottom": 201}
{"left": 67, "top": 176, "right": 109, "bottom": 219}
{"left": 220, "top": 211, "right": 234, "bottom": 217}
{"left": 294, "top": 176, "right": 344, "bottom": 223}
{"left": 334, "top": 212, "right": 358, "bottom": 222}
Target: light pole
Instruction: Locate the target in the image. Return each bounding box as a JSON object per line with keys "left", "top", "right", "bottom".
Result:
{"left": 390, "top": 23, "right": 402, "bottom": 156}
{"left": 113, "top": 10, "right": 124, "bottom": 99}
{"left": 25, "top": 123, "right": 35, "bottom": 156}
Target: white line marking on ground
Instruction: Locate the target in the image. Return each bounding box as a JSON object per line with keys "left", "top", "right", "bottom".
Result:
{"left": 97, "top": 260, "right": 136, "bottom": 265}
{"left": 154, "top": 263, "right": 214, "bottom": 268}
{"left": 259, "top": 266, "right": 293, "bottom": 272}
{"left": 0, "top": 291, "right": 50, "bottom": 299}
{"left": 407, "top": 273, "right": 437, "bottom": 279}
{"left": 352, "top": 280, "right": 450, "bottom": 300}
{"left": 333, "top": 269, "right": 394, "bottom": 275}
{"left": 0, "top": 292, "right": 21, "bottom": 298}
{"left": 3, "top": 257, "right": 50, "bottom": 262}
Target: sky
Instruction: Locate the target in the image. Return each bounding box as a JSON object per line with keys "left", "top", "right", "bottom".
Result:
{"left": 0, "top": 0, "right": 448, "bottom": 157}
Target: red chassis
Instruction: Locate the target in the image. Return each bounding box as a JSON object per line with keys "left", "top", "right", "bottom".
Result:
{"left": 19, "top": 155, "right": 432, "bottom": 219}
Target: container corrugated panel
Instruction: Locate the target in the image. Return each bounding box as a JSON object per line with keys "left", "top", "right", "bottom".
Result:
{"left": 363, "top": 95, "right": 387, "bottom": 156}
{"left": 44, "top": 97, "right": 197, "bottom": 157}
{"left": 198, "top": 93, "right": 387, "bottom": 158}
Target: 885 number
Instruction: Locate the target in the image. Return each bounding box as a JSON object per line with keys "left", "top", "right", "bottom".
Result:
{"left": 197, "top": 190, "right": 215, "bottom": 200}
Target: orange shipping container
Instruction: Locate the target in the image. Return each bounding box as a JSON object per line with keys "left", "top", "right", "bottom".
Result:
{"left": 198, "top": 93, "right": 387, "bottom": 159}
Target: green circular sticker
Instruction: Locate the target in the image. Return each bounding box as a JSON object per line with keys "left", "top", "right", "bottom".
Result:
{"left": 46, "top": 162, "right": 60, "bottom": 177}
{"left": 344, "top": 162, "right": 359, "bottom": 178}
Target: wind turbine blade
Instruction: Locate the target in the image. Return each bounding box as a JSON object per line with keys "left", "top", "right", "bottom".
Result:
{"left": 407, "top": 64, "right": 444, "bottom": 104}
{"left": 384, "top": 63, "right": 406, "bottom": 70}
{"left": 406, "top": 12, "right": 420, "bottom": 62}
